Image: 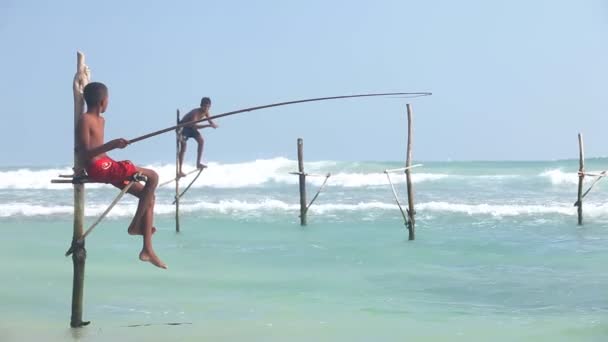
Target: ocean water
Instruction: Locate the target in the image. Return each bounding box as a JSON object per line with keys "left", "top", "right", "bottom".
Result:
{"left": 1, "top": 158, "right": 607, "bottom": 341}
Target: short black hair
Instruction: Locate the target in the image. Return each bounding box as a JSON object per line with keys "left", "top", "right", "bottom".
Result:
{"left": 200, "top": 97, "right": 211, "bottom": 106}
{"left": 83, "top": 82, "right": 108, "bottom": 107}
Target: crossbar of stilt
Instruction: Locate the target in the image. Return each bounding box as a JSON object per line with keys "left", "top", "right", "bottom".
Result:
{"left": 288, "top": 172, "right": 328, "bottom": 177}
{"left": 385, "top": 164, "right": 423, "bottom": 173}
{"left": 160, "top": 169, "right": 200, "bottom": 187}
{"left": 581, "top": 171, "right": 608, "bottom": 177}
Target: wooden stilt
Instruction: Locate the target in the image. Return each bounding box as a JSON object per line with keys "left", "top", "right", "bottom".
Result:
{"left": 297, "top": 138, "right": 307, "bottom": 226}
{"left": 176, "top": 109, "right": 181, "bottom": 233}
{"left": 405, "top": 104, "right": 416, "bottom": 240}
{"left": 577, "top": 133, "right": 585, "bottom": 225}
{"left": 70, "top": 51, "right": 91, "bottom": 328}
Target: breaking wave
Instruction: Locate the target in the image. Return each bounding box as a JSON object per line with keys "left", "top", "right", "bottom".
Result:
{"left": 2, "top": 200, "right": 605, "bottom": 219}
{"left": 0, "top": 158, "right": 449, "bottom": 190}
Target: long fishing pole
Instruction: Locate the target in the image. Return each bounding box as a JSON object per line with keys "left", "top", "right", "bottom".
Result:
{"left": 128, "top": 92, "right": 431, "bottom": 144}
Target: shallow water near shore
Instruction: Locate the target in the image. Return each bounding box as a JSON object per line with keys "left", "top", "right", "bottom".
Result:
{"left": 1, "top": 159, "right": 607, "bottom": 341}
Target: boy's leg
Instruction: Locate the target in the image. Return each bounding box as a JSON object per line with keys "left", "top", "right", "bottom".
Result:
{"left": 178, "top": 139, "right": 187, "bottom": 178}
{"left": 123, "top": 182, "right": 156, "bottom": 236}
{"left": 124, "top": 167, "right": 167, "bottom": 268}
{"left": 133, "top": 167, "right": 166, "bottom": 269}
{"left": 138, "top": 196, "right": 166, "bottom": 269}
{"left": 195, "top": 135, "right": 206, "bottom": 169}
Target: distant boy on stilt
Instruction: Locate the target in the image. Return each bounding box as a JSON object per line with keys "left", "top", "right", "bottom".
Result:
{"left": 77, "top": 82, "right": 167, "bottom": 269}
{"left": 178, "top": 97, "right": 218, "bottom": 177}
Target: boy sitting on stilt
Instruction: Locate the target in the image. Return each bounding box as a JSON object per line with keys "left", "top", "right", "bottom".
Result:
{"left": 178, "top": 97, "right": 218, "bottom": 177}
{"left": 76, "top": 82, "right": 167, "bottom": 269}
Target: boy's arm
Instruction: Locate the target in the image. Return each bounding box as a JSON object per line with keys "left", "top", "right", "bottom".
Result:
{"left": 204, "top": 112, "right": 218, "bottom": 129}
{"left": 77, "top": 118, "right": 129, "bottom": 161}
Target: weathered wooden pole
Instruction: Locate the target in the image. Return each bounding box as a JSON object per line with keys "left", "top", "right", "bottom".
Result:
{"left": 577, "top": 133, "right": 585, "bottom": 225}
{"left": 297, "top": 138, "right": 307, "bottom": 226}
{"left": 405, "top": 104, "right": 416, "bottom": 240}
{"left": 175, "top": 109, "right": 181, "bottom": 233}
{"left": 70, "top": 51, "right": 90, "bottom": 328}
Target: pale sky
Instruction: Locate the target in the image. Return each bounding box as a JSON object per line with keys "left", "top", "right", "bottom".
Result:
{"left": 1, "top": 0, "right": 607, "bottom": 166}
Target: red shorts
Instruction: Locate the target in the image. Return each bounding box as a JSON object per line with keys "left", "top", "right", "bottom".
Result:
{"left": 86, "top": 156, "right": 138, "bottom": 187}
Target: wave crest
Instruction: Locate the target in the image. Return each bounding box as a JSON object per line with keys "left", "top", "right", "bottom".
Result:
{"left": 539, "top": 169, "right": 579, "bottom": 185}
{"left": 3, "top": 200, "right": 607, "bottom": 219}
{"left": 0, "top": 158, "right": 447, "bottom": 190}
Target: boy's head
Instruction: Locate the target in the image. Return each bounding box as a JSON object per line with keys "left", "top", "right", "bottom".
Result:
{"left": 83, "top": 82, "right": 109, "bottom": 113}
{"left": 200, "top": 97, "right": 211, "bottom": 111}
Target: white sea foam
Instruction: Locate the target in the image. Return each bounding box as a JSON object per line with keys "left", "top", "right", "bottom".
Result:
{"left": 0, "top": 167, "right": 103, "bottom": 190}
{"left": 2, "top": 160, "right": 595, "bottom": 190}
{"left": 2, "top": 199, "right": 607, "bottom": 219}
{"left": 417, "top": 201, "right": 584, "bottom": 217}
{"left": 0, "top": 158, "right": 449, "bottom": 190}
{"left": 0, "top": 200, "right": 394, "bottom": 218}
{"left": 539, "top": 169, "right": 578, "bottom": 185}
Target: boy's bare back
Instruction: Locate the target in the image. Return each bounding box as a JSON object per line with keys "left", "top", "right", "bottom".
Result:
{"left": 77, "top": 113, "right": 106, "bottom": 165}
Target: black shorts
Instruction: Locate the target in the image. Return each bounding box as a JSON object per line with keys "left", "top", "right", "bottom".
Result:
{"left": 181, "top": 127, "right": 201, "bottom": 140}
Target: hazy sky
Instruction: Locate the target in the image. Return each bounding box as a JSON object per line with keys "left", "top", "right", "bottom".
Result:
{"left": 1, "top": 0, "right": 607, "bottom": 166}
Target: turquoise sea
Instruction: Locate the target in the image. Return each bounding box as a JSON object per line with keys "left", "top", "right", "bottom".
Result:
{"left": 1, "top": 158, "right": 607, "bottom": 341}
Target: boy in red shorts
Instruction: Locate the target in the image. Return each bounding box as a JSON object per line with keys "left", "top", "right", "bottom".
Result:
{"left": 77, "top": 82, "right": 166, "bottom": 269}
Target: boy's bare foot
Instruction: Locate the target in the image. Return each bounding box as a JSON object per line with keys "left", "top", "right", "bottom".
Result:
{"left": 139, "top": 250, "right": 167, "bottom": 269}
{"left": 178, "top": 171, "right": 187, "bottom": 178}
{"left": 197, "top": 163, "right": 207, "bottom": 170}
{"left": 128, "top": 226, "right": 157, "bottom": 236}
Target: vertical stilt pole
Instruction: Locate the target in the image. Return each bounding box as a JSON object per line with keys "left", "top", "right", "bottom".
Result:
{"left": 405, "top": 104, "right": 416, "bottom": 240}
{"left": 577, "top": 133, "right": 585, "bottom": 225}
{"left": 297, "top": 138, "right": 307, "bottom": 226}
{"left": 176, "top": 109, "right": 181, "bottom": 233}
{"left": 70, "top": 51, "right": 91, "bottom": 328}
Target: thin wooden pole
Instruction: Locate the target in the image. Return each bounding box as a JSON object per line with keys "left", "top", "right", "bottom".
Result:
{"left": 70, "top": 51, "right": 90, "bottom": 328}
{"left": 297, "top": 138, "right": 307, "bottom": 226}
{"left": 176, "top": 109, "right": 181, "bottom": 233}
{"left": 128, "top": 92, "right": 432, "bottom": 145}
{"left": 577, "top": 133, "right": 585, "bottom": 225}
{"left": 405, "top": 104, "right": 416, "bottom": 240}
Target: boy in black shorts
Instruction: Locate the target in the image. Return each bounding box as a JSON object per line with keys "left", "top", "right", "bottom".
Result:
{"left": 178, "top": 97, "right": 218, "bottom": 177}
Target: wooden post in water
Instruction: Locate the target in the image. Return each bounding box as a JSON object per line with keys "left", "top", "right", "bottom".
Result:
{"left": 577, "top": 133, "right": 585, "bottom": 225}
{"left": 297, "top": 138, "right": 307, "bottom": 226}
{"left": 175, "top": 109, "right": 181, "bottom": 233}
{"left": 70, "top": 51, "right": 91, "bottom": 327}
{"left": 405, "top": 104, "right": 416, "bottom": 240}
